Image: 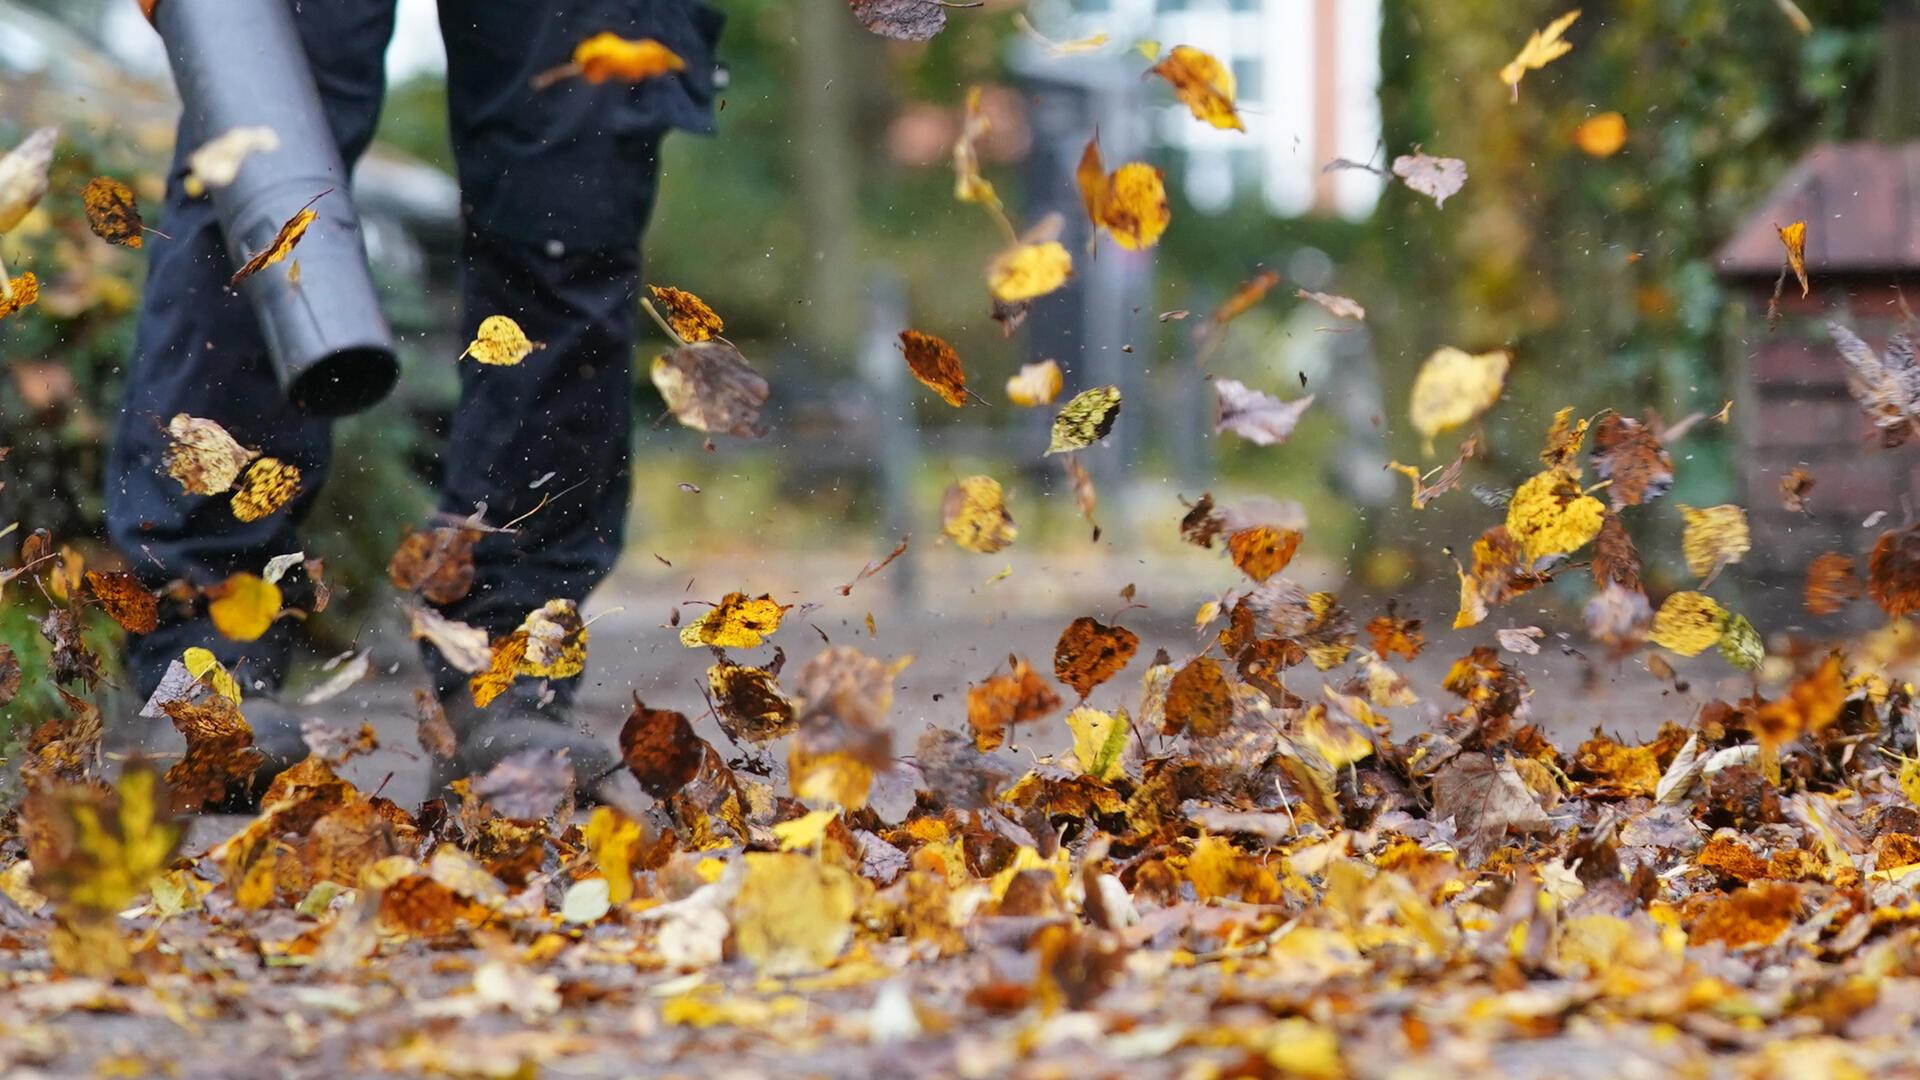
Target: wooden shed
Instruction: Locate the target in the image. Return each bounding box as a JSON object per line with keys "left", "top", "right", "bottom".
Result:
{"left": 1715, "top": 141, "right": 1920, "bottom": 619}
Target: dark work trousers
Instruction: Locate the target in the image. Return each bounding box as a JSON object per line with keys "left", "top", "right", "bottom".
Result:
{"left": 105, "top": 0, "right": 723, "bottom": 702}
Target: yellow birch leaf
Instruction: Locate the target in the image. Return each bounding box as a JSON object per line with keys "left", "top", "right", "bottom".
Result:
{"left": 1409, "top": 347, "right": 1509, "bottom": 445}
{"left": 1150, "top": 45, "right": 1243, "bottom": 131}
{"left": 987, "top": 241, "right": 1073, "bottom": 303}
{"left": 208, "top": 573, "right": 281, "bottom": 642}
{"left": 1649, "top": 591, "right": 1728, "bottom": 657}
{"left": 463, "top": 315, "right": 540, "bottom": 366}
{"left": 1679, "top": 504, "right": 1752, "bottom": 580}
{"left": 1006, "top": 360, "right": 1064, "bottom": 407}
{"left": 679, "top": 592, "right": 787, "bottom": 648}
{"left": 942, "top": 475, "right": 1017, "bottom": 554}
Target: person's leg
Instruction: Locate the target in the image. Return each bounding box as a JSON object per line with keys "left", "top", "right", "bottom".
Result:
{"left": 106, "top": 0, "right": 399, "bottom": 702}
{"left": 428, "top": 0, "right": 723, "bottom": 713}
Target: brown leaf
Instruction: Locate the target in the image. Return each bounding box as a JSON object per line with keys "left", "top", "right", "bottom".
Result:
{"left": 1429, "top": 752, "right": 1550, "bottom": 858}
{"left": 1179, "top": 492, "right": 1224, "bottom": 548}
{"left": 648, "top": 284, "right": 723, "bottom": 342}
{"left": 1225, "top": 526, "right": 1300, "bottom": 583}
{"left": 0, "top": 643, "right": 20, "bottom": 708}
{"left": 413, "top": 689, "right": 457, "bottom": 760}
{"left": 1779, "top": 468, "right": 1814, "bottom": 513}
{"left": 1590, "top": 512, "right": 1642, "bottom": 592}
{"left": 1387, "top": 434, "right": 1479, "bottom": 510}
{"left": 1213, "top": 379, "right": 1313, "bottom": 446}
{"left": 84, "top": 570, "right": 157, "bottom": 635}
{"left": 1053, "top": 617, "right": 1140, "bottom": 698}
{"left": 915, "top": 727, "right": 1011, "bottom": 811}
{"left": 1870, "top": 524, "right": 1920, "bottom": 618}
{"left": 650, "top": 339, "right": 770, "bottom": 438}
{"left": 1163, "top": 657, "right": 1233, "bottom": 738}
{"left": 230, "top": 195, "right": 323, "bottom": 286}
{"left": 707, "top": 660, "right": 797, "bottom": 744}
{"left": 1365, "top": 607, "right": 1425, "bottom": 662}
{"left": 966, "top": 657, "right": 1062, "bottom": 751}
{"left": 1827, "top": 321, "right": 1920, "bottom": 445}
{"left": 899, "top": 329, "right": 971, "bottom": 407}
{"left": 1296, "top": 289, "right": 1365, "bottom": 321}
{"left": 1590, "top": 414, "right": 1673, "bottom": 509}
{"left": 619, "top": 699, "right": 707, "bottom": 800}
{"left": 162, "top": 695, "right": 264, "bottom": 813}
{"left": 1804, "top": 552, "right": 1859, "bottom": 616}
{"left": 1207, "top": 270, "right": 1280, "bottom": 328}
{"left": 388, "top": 527, "right": 481, "bottom": 605}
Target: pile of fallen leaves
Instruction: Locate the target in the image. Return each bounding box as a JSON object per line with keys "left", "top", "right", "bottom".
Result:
{"left": 10, "top": 8, "right": 1920, "bottom": 1078}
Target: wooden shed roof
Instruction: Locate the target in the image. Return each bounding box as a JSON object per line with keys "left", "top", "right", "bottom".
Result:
{"left": 1716, "top": 141, "right": 1920, "bottom": 278}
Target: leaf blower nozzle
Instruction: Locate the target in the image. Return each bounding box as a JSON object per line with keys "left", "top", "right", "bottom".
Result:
{"left": 152, "top": 0, "right": 400, "bottom": 417}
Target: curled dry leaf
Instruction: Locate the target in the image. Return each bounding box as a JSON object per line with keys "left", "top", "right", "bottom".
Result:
{"left": 1047, "top": 385, "right": 1121, "bottom": 455}
{"left": 1213, "top": 379, "right": 1313, "bottom": 446}
{"left": 163, "top": 414, "right": 257, "bottom": 496}
{"left": 1804, "top": 552, "right": 1859, "bottom": 616}
{"left": 1778, "top": 220, "right": 1809, "bottom": 298}
{"left": 1496, "top": 626, "right": 1545, "bottom": 655}
{"left": 1391, "top": 152, "right": 1468, "bottom": 208}
{"left": 519, "top": 599, "right": 588, "bottom": 679}
{"left": 408, "top": 605, "right": 492, "bottom": 674}
{"left": 620, "top": 700, "right": 707, "bottom": 800}
{"left": 183, "top": 127, "right": 278, "bottom": 197}
{"left": 84, "top": 570, "right": 157, "bottom": 635}
{"left": 1409, "top": 347, "right": 1507, "bottom": 444}
{"left": 413, "top": 689, "right": 457, "bottom": 760}
{"left": 952, "top": 85, "right": 999, "bottom": 209}
{"left": 1591, "top": 414, "right": 1674, "bottom": 509}
{"left": 850, "top": 0, "right": 949, "bottom": 42}
{"left": 966, "top": 657, "right": 1061, "bottom": 751}
{"left": 898, "top": 330, "right": 971, "bottom": 407}
{"left": 230, "top": 197, "right": 322, "bottom": 286}
{"left": 1296, "top": 289, "right": 1365, "bottom": 321}
{"left": 81, "top": 177, "right": 144, "bottom": 248}
{"left": 1870, "top": 523, "right": 1920, "bottom": 618}
{"left": 473, "top": 747, "right": 575, "bottom": 821}
{"left": 1006, "top": 360, "right": 1064, "bottom": 407}
{"left": 463, "top": 315, "right": 539, "bottom": 366}
{"left": 1779, "top": 468, "right": 1814, "bottom": 513}
{"left": 942, "top": 475, "right": 1017, "bottom": 554}
{"left": 298, "top": 653, "right": 373, "bottom": 706}
{"left": 0, "top": 126, "right": 57, "bottom": 232}
{"left": 1163, "top": 656, "right": 1233, "bottom": 738}
{"left": 1149, "top": 45, "right": 1243, "bottom": 131}
{"left": 651, "top": 340, "right": 771, "bottom": 438}
{"left": 1827, "top": 321, "right": 1920, "bottom": 445}
{"left": 648, "top": 284, "right": 723, "bottom": 342}
{"left": 1054, "top": 616, "right": 1139, "bottom": 698}
{"left": 708, "top": 660, "right": 797, "bottom": 743}
{"left": 1389, "top": 434, "right": 1479, "bottom": 510}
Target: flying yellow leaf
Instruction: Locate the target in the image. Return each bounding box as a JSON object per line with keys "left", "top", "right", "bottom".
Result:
{"left": 572, "top": 33, "right": 685, "bottom": 84}
{"left": 1573, "top": 112, "right": 1627, "bottom": 157}
{"left": 1649, "top": 591, "right": 1728, "bottom": 657}
{"left": 679, "top": 592, "right": 788, "bottom": 648}
{"left": 1076, "top": 136, "right": 1171, "bottom": 250}
{"left": 943, "top": 475, "right": 1017, "bottom": 554}
{"left": 183, "top": 647, "right": 242, "bottom": 703}
{"left": 1499, "top": 9, "right": 1581, "bottom": 101}
{"left": 1679, "top": 504, "right": 1752, "bottom": 580}
{"left": 582, "top": 806, "right": 643, "bottom": 905}
{"left": 1006, "top": 360, "right": 1064, "bottom": 407}
{"left": 731, "top": 853, "right": 858, "bottom": 976}
{"left": 1013, "top": 13, "right": 1110, "bottom": 56}
{"left": 952, "top": 86, "right": 1000, "bottom": 209}
{"left": 1409, "top": 347, "right": 1509, "bottom": 445}
{"left": 1778, "top": 221, "right": 1809, "bottom": 298}
{"left": 0, "top": 271, "right": 39, "bottom": 321}
{"left": 773, "top": 808, "right": 840, "bottom": 851}
{"left": 1506, "top": 470, "right": 1605, "bottom": 563}
{"left": 230, "top": 457, "right": 301, "bottom": 522}
{"left": 1150, "top": 45, "right": 1243, "bottom": 131}
{"left": 230, "top": 201, "right": 319, "bottom": 286}
{"left": 1066, "top": 706, "right": 1126, "bottom": 782}
{"left": 208, "top": 573, "right": 282, "bottom": 642}
{"left": 463, "top": 315, "right": 540, "bottom": 366}
{"left": 987, "top": 241, "right": 1073, "bottom": 303}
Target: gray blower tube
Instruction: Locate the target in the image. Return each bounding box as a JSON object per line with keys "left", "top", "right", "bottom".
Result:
{"left": 153, "top": 0, "right": 400, "bottom": 417}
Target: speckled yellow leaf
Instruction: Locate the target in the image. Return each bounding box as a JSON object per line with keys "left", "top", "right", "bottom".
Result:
{"left": 1506, "top": 469, "right": 1604, "bottom": 563}
{"left": 1649, "top": 591, "right": 1728, "bottom": 657}
{"left": 942, "top": 475, "right": 1017, "bottom": 553}
{"left": 230, "top": 458, "right": 301, "bottom": 522}
{"left": 1679, "top": 504, "right": 1751, "bottom": 579}
{"left": 987, "top": 241, "right": 1073, "bottom": 303}
{"left": 463, "top": 315, "right": 539, "bottom": 366}
{"left": 1150, "top": 45, "right": 1243, "bottom": 131}
{"left": 679, "top": 592, "right": 787, "bottom": 648}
